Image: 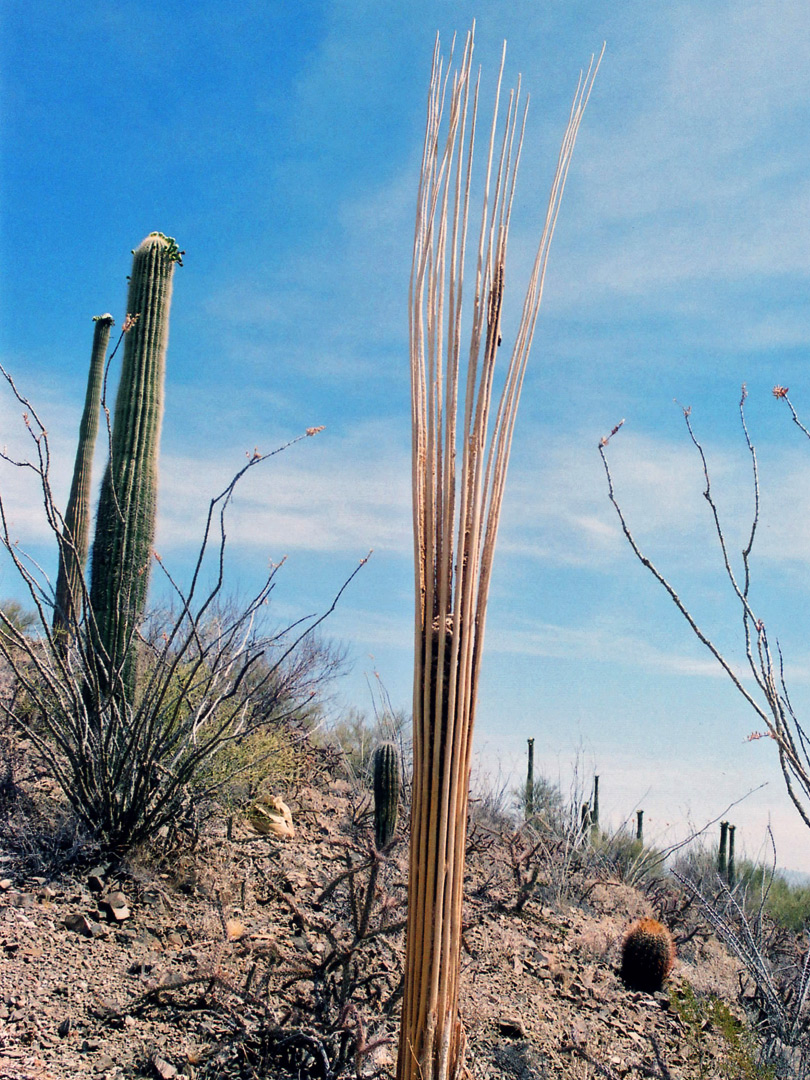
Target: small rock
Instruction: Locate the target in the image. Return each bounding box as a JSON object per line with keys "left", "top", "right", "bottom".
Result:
{"left": 99, "top": 891, "right": 130, "bottom": 923}
{"left": 142, "top": 890, "right": 168, "bottom": 914}
{"left": 65, "top": 913, "right": 105, "bottom": 938}
{"left": 246, "top": 796, "right": 295, "bottom": 839}
{"left": 6, "top": 890, "right": 34, "bottom": 909}
{"left": 151, "top": 1052, "right": 178, "bottom": 1078}
{"left": 58, "top": 1018, "right": 73, "bottom": 1038}
{"left": 498, "top": 1016, "right": 526, "bottom": 1038}
{"left": 95, "top": 1053, "right": 116, "bottom": 1072}
{"left": 0, "top": 879, "right": 12, "bottom": 891}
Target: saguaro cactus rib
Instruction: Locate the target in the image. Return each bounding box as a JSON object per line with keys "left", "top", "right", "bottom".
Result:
{"left": 89, "top": 233, "right": 178, "bottom": 694}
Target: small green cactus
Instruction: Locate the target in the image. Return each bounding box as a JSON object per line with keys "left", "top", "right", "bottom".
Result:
{"left": 373, "top": 742, "right": 400, "bottom": 850}
{"left": 54, "top": 313, "right": 115, "bottom": 641}
{"left": 620, "top": 918, "right": 675, "bottom": 992}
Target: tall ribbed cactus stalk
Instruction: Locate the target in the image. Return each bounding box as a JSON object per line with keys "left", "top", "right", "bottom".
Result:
{"left": 53, "top": 314, "right": 114, "bottom": 641}
{"left": 398, "top": 28, "right": 599, "bottom": 1080}
{"left": 89, "top": 233, "right": 180, "bottom": 695}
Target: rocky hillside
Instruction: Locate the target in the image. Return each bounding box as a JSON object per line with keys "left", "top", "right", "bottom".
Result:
{"left": 0, "top": 759, "right": 773, "bottom": 1080}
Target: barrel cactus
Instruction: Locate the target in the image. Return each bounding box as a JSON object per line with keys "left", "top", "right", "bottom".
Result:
{"left": 54, "top": 313, "right": 115, "bottom": 641}
{"left": 620, "top": 918, "right": 675, "bottom": 992}
{"left": 373, "top": 742, "right": 401, "bottom": 850}
{"left": 89, "top": 233, "right": 180, "bottom": 695}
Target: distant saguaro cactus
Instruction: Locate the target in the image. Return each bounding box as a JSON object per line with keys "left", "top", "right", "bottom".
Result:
{"left": 526, "top": 738, "right": 535, "bottom": 818}
{"left": 53, "top": 314, "right": 114, "bottom": 641}
{"left": 718, "top": 820, "right": 729, "bottom": 876}
{"left": 89, "top": 233, "right": 180, "bottom": 694}
{"left": 620, "top": 918, "right": 675, "bottom": 992}
{"left": 636, "top": 809, "right": 644, "bottom": 842}
{"left": 727, "top": 823, "right": 736, "bottom": 887}
{"left": 591, "top": 774, "right": 600, "bottom": 833}
{"left": 373, "top": 742, "right": 400, "bottom": 850}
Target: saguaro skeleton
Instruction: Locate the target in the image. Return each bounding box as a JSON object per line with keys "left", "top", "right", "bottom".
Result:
{"left": 399, "top": 25, "right": 600, "bottom": 1080}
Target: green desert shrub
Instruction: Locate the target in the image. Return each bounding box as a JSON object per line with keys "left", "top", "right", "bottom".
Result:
{"left": 737, "top": 862, "right": 810, "bottom": 933}
{"left": 515, "top": 773, "right": 565, "bottom": 831}
{"left": 670, "top": 984, "right": 776, "bottom": 1080}
{"left": 195, "top": 723, "right": 305, "bottom": 810}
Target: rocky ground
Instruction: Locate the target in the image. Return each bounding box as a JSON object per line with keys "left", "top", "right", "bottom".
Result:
{"left": 0, "top": 762, "right": 753, "bottom": 1080}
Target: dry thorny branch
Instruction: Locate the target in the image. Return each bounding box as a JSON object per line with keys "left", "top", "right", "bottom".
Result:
{"left": 673, "top": 859, "right": 810, "bottom": 1073}
{"left": 599, "top": 386, "right": 810, "bottom": 830}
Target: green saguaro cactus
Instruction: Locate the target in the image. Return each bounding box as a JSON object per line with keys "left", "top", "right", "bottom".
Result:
{"left": 53, "top": 314, "right": 115, "bottom": 642}
{"left": 718, "top": 820, "right": 729, "bottom": 876}
{"left": 373, "top": 742, "right": 401, "bottom": 850}
{"left": 526, "top": 738, "right": 535, "bottom": 818}
{"left": 591, "top": 774, "right": 600, "bottom": 835}
{"left": 89, "top": 233, "right": 180, "bottom": 695}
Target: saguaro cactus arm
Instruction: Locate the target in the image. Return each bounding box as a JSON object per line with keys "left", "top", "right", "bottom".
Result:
{"left": 53, "top": 314, "right": 114, "bottom": 638}
{"left": 89, "top": 233, "right": 179, "bottom": 693}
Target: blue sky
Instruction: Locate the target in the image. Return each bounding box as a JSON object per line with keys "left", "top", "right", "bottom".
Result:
{"left": 2, "top": 1, "right": 810, "bottom": 871}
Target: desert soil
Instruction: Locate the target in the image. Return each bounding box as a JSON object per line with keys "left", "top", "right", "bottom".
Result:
{"left": 0, "top": 771, "right": 744, "bottom": 1080}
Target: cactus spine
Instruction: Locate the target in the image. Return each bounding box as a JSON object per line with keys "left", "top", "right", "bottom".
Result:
{"left": 54, "top": 314, "right": 114, "bottom": 641}
{"left": 89, "top": 233, "right": 179, "bottom": 694}
{"left": 373, "top": 742, "right": 400, "bottom": 850}
{"left": 620, "top": 918, "right": 675, "bottom": 992}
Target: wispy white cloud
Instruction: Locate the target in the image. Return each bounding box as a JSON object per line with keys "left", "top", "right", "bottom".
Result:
{"left": 155, "top": 421, "right": 412, "bottom": 557}
{"left": 536, "top": 2, "right": 810, "bottom": 314}
{"left": 485, "top": 615, "right": 731, "bottom": 679}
